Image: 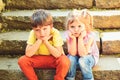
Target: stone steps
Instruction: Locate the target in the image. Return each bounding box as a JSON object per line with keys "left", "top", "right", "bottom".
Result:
{"left": 1, "top": 10, "right": 120, "bottom": 32}
{"left": 2, "top": 0, "right": 120, "bottom": 10}
{"left": 0, "top": 31, "right": 120, "bottom": 55}
{"left": 0, "top": 55, "right": 120, "bottom": 80}
{"left": 0, "top": 0, "right": 120, "bottom": 80}
{"left": 0, "top": 31, "right": 100, "bottom": 55}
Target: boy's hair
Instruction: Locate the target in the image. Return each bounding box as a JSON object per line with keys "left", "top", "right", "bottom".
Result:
{"left": 65, "top": 9, "right": 93, "bottom": 32}
{"left": 31, "top": 9, "right": 53, "bottom": 28}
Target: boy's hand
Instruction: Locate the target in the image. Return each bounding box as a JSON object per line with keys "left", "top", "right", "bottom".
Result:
{"left": 42, "top": 35, "right": 53, "bottom": 42}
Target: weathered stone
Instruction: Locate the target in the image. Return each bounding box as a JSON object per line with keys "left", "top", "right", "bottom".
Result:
{"left": 94, "top": 15, "right": 120, "bottom": 29}
{"left": 101, "top": 32, "right": 120, "bottom": 54}
{"left": 4, "top": 0, "right": 93, "bottom": 10}
{"left": 96, "top": 0, "right": 120, "bottom": 9}
{"left": 0, "top": 31, "right": 28, "bottom": 55}
{"left": 0, "top": 31, "right": 100, "bottom": 55}
{"left": 0, "top": 56, "right": 120, "bottom": 80}
{"left": 0, "top": 23, "right": 2, "bottom": 30}
{"left": 0, "top": 70, "right": 26, "bottom": 80}
{"left": 1, "top": 10, "right": 120, "bottom": 32}
{"left": 0, "top": 0, "right": 5, "bottom": 12}
{"left": 0, "top": 40, "right": 26, "bottom": 55}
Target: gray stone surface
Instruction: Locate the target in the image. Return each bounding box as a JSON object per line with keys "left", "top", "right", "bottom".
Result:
{"left": 3, "top": 0, "right": 120, "bottom": 10}
{"left": 4, "top": 0, "right": 93, "bottom": 10}
{"left": 0, "top": 0, "right": 5, "bottom": 12}
{"left": 1, "top": 10, "right": 120, "bottom": 32}
{"left": 0, "top": 31, "right": 100, "bottom": 55}
{"left": 101, "top": 32, "right": 120, "bottom": 54}
{"left": 96, "top": 0, "right": 120, "bottom": 9}
{"left": 0, "top": 55, "right": 120, "bottom": 80}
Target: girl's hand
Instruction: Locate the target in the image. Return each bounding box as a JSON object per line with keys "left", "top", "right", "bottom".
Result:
{"left": 79, "top": 30, "right": 86, "bottom": 39}
{"left": 68, "top": 31, "right": 76, "bottom": 39}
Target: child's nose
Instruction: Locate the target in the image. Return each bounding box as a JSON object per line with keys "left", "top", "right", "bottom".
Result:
{"left": 40, "top": 30, "right": 44, "bottom": 36}
{"left": 74, "top": 27, "right": 78, "bottom": 31}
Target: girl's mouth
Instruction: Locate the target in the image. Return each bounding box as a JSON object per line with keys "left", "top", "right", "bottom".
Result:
{"left": 40, "top": 36, "right": 45, "bottom": 38}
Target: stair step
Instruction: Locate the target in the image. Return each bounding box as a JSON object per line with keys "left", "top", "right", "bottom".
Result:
{"left": 0, "top": 30, "right": 120, "bottom": 55}
{"left": 0, "top": 31, "right": 100, "bottom": 55}
{"left": 1, "top": 10, "right": 120, "bottom": 32}
{"left": 0, "top": 55, "right": 120, "bottom": 80}
{"left": 101, "top": 32, "right": 120, "bottom": 54}
{"left": 3, "top": 0, "right": 120, "bottom": 10}
{"left": 1, "top": 31, "right": 120, "bottom": 55}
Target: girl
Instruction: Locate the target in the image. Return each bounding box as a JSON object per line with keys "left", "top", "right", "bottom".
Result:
{"left": 65, "top": 9, "right": 99, "bottom": 80}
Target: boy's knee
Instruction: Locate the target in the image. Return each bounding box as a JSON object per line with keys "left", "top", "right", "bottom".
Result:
{"left": 18, "top": 55, "right": 29, "bottom": 65}
{"left": 58, "top": 55, "right": 70, "bottom": 67}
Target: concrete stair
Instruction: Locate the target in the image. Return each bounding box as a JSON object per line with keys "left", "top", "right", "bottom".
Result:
{"left": 1, "top": 10, "right": 120, "bottom": 32}
{"left": 0, "top": 55, "right": 120, "bottom": 80}
{"left": 0, "top": 0, "right": 120, "bottom": 80}
{"left": 0, "top": 25, "right": 120, "bottom": 80}
{"left": 0, "top": 31, "right": 100, "bottom": 55}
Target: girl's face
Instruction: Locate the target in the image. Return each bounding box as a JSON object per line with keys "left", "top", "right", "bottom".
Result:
{"left": 68, "top": 20, "right": 86, "bottom": 37}
{"left": 33, "top": 25, "right": 52, "bottom": 39}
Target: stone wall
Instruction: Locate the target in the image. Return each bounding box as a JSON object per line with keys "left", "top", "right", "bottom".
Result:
{"left": 0, "top": 0, "right": 5, "bottom": 12}
{"left": 1, "top": 0, "right": 120, "bottom": 12}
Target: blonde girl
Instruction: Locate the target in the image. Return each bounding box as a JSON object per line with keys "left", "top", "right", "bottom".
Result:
{"left": 65, "top": 9, "right": 99, "bottom": 80}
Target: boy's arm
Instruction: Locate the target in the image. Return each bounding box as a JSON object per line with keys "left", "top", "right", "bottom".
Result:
{"left": 43, "top": 40, "right": 63, "bottom": 58}
{"left": 25, "top": 39, "right": 42, "bottom": 57}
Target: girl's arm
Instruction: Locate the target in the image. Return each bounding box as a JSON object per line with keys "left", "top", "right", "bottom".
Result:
{"left": 78, "top": 31, "right": 93, "bottom": 57}
{"left": 67, "top": 37, "right": 77, "bottom": 56}
{"left": 67, "top": 31, "right": 77, "bottom": 55}
{"left": 78, "top": 37, "right": 87, "bottom": 56}
{"left": 25, "top": 39, "right": 42, "bottom": 57}
{"left": 85, "top": 37, "right": 93, "bottom": 53}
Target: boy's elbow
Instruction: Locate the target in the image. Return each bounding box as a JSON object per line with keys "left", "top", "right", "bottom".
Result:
{"left": 25, "top": 53, "right": 33, "bottom": 57}
{"left": 54, "top": 52, "right": 62, "bottom": 58}
{"left": 55, "top": 54, "right": 61, "bottom": 58}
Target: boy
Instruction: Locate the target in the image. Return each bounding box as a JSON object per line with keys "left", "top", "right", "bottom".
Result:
{"left": 18, "top": 9, "right": 70, "bottom": 80}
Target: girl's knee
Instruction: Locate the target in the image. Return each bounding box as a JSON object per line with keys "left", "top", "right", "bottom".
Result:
{"left": 78, "top": 57, "right": 86, "bottom": 67}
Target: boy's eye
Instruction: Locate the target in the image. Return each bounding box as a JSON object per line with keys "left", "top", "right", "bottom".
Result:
{"left": 78, "top": 25, "right": 81, "bottom": 28}
{"left": 70, "top": 26, "right": 75, "bottom": 28}
{"left": 35, "top": 29, "right": 39, "bottom": 32}
{"left": 43, "top": 28, "right": 47, "bottom": 30}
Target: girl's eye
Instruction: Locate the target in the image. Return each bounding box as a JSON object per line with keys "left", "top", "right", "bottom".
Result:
{"left": 78, "top": 25, "right": 81, "bottom": 28}
{"left": 70, "top": 26, "right": 75, "bottom": 28}
{"left": 43, "top": 28, "right": 47, "bottom": 30}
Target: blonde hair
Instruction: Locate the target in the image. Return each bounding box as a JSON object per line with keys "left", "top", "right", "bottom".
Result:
{"left": 65, "top": 9, "right": 93, "bottom": 33}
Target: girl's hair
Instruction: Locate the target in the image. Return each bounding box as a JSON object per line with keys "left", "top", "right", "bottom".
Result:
{"left": 31, "top": 9, "right": 53, "bottom": 28}
{"left": 65, "top": 9, "right": 93, "bottom": 32}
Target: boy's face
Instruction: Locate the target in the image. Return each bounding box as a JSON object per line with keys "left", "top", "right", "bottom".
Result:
{"left": 33, "top": 25, "right": 52, "bottom": 39}
{"left": 68, "top": 20, "right": 86, "bottom": 37}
